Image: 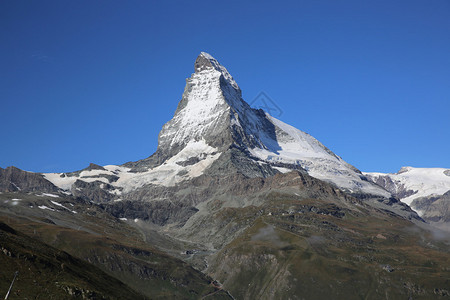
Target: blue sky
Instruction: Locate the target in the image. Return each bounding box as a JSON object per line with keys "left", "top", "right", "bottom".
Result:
{"left": 1, "top": 0, "right": 449, "bottom": 173}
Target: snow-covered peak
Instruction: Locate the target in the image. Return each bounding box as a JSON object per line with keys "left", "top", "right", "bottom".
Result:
{"left": 123, "top": 52, "right": 390, "bottom": 197}
{"left": 153, "top": 51, "right": 259, "bottom": 162}
{"left": 157, "top": 61, "right": 232, "bottom": 152}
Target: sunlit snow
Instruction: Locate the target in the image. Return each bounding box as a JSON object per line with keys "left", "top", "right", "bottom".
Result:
{"left": 365, "top": 167, "right": 450, "bottom": 205}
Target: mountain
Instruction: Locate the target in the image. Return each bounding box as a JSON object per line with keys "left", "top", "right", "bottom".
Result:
{"left": 365, "top": 167, "right": 450, "bottom": 228}
{"left": 42, "top": 52, "right": 389, "bottom": 200}
{"left": 1, "top": 52, "right": 450, "bottom": 299}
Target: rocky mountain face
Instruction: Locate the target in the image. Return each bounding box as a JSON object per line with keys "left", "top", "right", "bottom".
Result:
{"left": 0, "top": 166, "right": 58, "bottom": 193}
{"left": 412, "top": 191, "right": 450, "bottom": 223}
{"left": 1, "top": 53, "right": 450, "bottom": 299}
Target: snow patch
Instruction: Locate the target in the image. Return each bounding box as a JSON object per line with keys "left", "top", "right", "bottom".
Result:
{"left": 272, "top": 166, "right": 291, "bottom": 173}
{"left": 40, "top": 193, "right": 60, "bottom": 198}
{"left": 11, "top": 182, "right": 21, "bottom": 191}
{"left": 9, "top": 198, "right": 21, "bottom": 206}
{"left": 38, "top": 205, "right": 55, "bottom": 211}
{"left": 114, "top": 140, "right": 220, "bottom": 192}
{"left": 43, "top": 200, "right": 77, "bottom": 213}
{"left": 44, "top": 165, "right": 130, "bottom": 193}
{"left": 43, "top": 173, "right": 77, "bottom": 191}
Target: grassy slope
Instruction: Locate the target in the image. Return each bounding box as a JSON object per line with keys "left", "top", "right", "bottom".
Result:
{"left": 0, "top": 192, "right": 231, "bottom": 299}
{"left": 207, "top": 196, "right": 450, "bottom": 300}
{"left": 0, "top": 222, "right": 146, "bottom": 300}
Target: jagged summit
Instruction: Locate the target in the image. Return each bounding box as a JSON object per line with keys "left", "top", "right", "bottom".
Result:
{"left": 127, "top": 51, "right": 273, "bottom": 172}
{"left": 194, "top": 52, "right": 239, "bottom": 89}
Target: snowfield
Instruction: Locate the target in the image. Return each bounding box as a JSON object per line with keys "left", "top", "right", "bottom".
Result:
{"left": 364, "top": 167, "right": 450, "bottom": 205}
{"left": 44, "top": 140, "right": 220, "bottom": 194}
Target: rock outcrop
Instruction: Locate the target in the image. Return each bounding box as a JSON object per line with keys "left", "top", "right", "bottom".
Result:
{"left": 0, "top": 166, "right": 59, "bottom": 193}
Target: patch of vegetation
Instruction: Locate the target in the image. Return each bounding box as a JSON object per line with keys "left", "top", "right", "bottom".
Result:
{"left": 0, "top": 192, "right": 232, "bottom": 299}
{"left": 0, "top": 221, "right": 145, "bottom": 299}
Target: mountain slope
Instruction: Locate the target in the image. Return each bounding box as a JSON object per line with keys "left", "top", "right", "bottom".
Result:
{"left": 206, "top": 196, "right": 450, "bottom": 300}
{"left": 0, "top": 191, "right": 232, "bottom": 299}
{"left": 99, "top": 168, "right": 449, "bottom": 299}
{"left": 0, "top": 221, "right": 146, "bottom": 299}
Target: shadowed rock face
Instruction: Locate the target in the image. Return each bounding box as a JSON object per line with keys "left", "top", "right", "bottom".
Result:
{"left": 71, "top": 179, "right": 118, "bottom": 203}
{"left": 0, "top": 166, "right": 58, "bottom": 193}
{"left": 85, "top": 163, "right": 106, "bottom": 171}
{"left": 195, "top": 52, "right": 216, "bottom": 72}
{"left": 411, "top": 190, "right": 450, "bottom": 223}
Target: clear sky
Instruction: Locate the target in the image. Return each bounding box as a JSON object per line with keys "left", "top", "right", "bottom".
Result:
{"left": 1, "top": 0, "right": 449, "bottom": 174}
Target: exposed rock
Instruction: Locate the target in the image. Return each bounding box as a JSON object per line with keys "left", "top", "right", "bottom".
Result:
{"left": 63, "top": 163, "right": 107, "bottom": 177}
{"left": 382, "top": 264, "right": 394, "bottom": 272}
{"left": 0, "top": 166, "right": 59, "bottom": 193}
{"left": 71, "top": 180, "right": 119, "bottom": 203}
{"left": 80, "top": 174, "right": 120, "bottom": 183}
{"left": 365, "top": 173, "right": 416, "bottom": 199}
{"left": 195, "top": 52, "right": 216, "bottom": 72}
{"left": 85, "top": 163, "right": 106, "bottom": 171}
{"left": 411, "top": 190, "right": 450, "bottom": 223}
{"left": 176, "top": 156, "right": 203, "bottom": 167}
{"left": 102, "top": 200, "right": 199, "bottom": 227}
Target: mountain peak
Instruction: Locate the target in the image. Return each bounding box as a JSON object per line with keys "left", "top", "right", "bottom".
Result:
{"left": 194, "top": 52, "right": 239, "bottom": 90}
{"left": 119, "top": 53, "right": 389, "bottom": 197}
{"left": 194, "top": 52, "right": 218, "bottom": 73}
